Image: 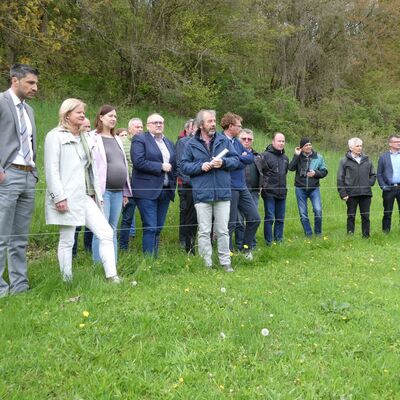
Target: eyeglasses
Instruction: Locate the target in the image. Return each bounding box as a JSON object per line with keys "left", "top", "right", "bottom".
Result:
{"left": 241, "top": 137, "right": 253, "bottom": 141}
{"left": 148, "top": 121, "right": 164, "bottom": 125}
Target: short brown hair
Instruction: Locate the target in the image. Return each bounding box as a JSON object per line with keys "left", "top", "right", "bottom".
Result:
{"left": 220, "top": 112, "right": 242, "bottom": 130}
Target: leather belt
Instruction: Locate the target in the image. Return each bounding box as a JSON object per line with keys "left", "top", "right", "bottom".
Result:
{"left": 11, "top": 163, "right": 33, "bottom": 172}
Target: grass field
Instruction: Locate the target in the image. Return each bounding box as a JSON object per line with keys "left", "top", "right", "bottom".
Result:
{"left": 1, "top": 101, "right": 399, "bottom": 399}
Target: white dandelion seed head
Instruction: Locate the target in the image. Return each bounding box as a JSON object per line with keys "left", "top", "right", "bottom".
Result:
{"left": 220, "top": 287, "right": 226, "bottom": 293}
{"left": 220, "top": 332, "right": 226, "bottom": 339}
{"left": 261, "top": 328, "right": 270, "bottom": 336}
{"left": 131, "top": 280, "right": 138, "bottom": 286}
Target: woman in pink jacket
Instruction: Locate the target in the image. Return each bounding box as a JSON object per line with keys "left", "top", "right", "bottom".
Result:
{"left": 89, "top": 105, "right": 131, "bottom": 264}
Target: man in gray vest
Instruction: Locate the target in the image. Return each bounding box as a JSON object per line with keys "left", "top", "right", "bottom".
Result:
{"left": 0, "top": 63, "right": 39, "bottom": 296}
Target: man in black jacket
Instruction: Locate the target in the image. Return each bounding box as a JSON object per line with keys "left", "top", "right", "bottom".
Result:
{"left": 260, "top": 133, "right": 289, "bottom": 245}
{"left": 337, "top": 137, "right": 376, "bottom": 237}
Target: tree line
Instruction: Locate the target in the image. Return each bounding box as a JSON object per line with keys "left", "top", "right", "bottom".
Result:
{"left": 1, "top": 0, "right": 400, "bottom": 151}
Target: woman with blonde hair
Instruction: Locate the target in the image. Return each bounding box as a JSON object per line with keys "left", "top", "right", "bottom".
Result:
{"left": 44, "top": 98, "right": 121, "bottom": 283}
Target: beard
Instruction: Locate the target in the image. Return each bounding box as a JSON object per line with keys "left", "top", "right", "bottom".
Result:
{"left": 204, "top": 127, "right": 215, "bottom": 136}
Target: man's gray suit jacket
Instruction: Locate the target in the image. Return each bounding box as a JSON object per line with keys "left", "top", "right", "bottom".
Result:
{"left": 0, "top": 90, "right": 37, "bottom": 179}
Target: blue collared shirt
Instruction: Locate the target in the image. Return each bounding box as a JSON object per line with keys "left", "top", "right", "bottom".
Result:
{"left": 390, "top": 152, "right": 400, "bottom": 184}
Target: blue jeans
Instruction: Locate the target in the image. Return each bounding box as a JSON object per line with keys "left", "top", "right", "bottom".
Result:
{"left": 295, "top": 187, "right": 322, "bottom": 236}
{"left": 92, "top": 190, "right": 122, "bottom": 263}
{"left": 119, "top": 197, "right": 137, "bottom": 250}
{"left": 136, "top": 191, "right": 171, "bottom": 256}
{"left": 263, "top": 196, "right": 286, "bottom": 245}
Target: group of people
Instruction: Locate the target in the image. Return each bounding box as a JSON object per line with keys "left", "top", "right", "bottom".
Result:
{"left": 1, "top": 63, "right": 400, "bottom": 296}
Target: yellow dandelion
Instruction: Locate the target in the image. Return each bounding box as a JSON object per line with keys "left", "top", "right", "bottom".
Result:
{"left": 219, "top": 385, "right": 224, "bottom": 390}
{"left": 323, "top": 236, "right": 328, "bottom": 240}
{"left": 392, "top": 267, "right": 397, "bottom": 271}
{"left": 82, "top": 310, "right": 89, "bottom": 318}
{"left": 79, "top": 323, "right": 85, "bottom": 329}
{"left": 384, "top": 369, "right": 389, "bottom": 373}
{"left": 243, "top": 244, "right": 249, "bottom": 249}
{"left": 184, "top": 288, "right": 190, "bottom": 293}
{"left": 229, "top": 251, "right": 234, "bottom": 257}
{"left": 179, "top": 377, "right": 184, "bottom": 383}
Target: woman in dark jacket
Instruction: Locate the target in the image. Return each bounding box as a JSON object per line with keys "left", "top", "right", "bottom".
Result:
{"left": 337, "top": 137, "right": 376, "bottom": 237}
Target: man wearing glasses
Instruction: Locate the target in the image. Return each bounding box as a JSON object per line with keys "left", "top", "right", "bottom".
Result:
{"left": 221, "top": 113, "right": 260, "bottom": 259}
{"left": 131, "top": 114, "right": 176, "bottom": 256}
{"left": 377, "top": 134, "right": 400, "bottom": 233}
{"left": 234, "top": 128, "right": 262, "bottom": 250}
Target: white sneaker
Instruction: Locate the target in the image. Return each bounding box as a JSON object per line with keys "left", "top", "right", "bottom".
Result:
{"left": 107, "top": 275, "right": 122, "bottom": 284}
{"left": 222, "top": 264, "right": 234, "bottom": 272}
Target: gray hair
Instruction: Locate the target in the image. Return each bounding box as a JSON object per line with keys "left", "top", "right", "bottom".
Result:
{"left": 147, "top": 113, "right": 164, "bottom": 124}
{"left": 240, "top": 128, "right": 254, "bottom": 138}
{"left": 10, "top": 63, "right": 39, "bottom": 79}
{"left": 348, "top": 137, "right": 362, "bottom": 149}
{"left": 184, "top": 119, "right": 194, "bottom": 130}
{"left": 196, "top": 109, "right": 216, "bottom": 128}
{"left": 128, "top": 117, "right": 143, "bottom": 128}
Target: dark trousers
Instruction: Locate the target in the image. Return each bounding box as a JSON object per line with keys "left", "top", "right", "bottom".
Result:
{"left": 263, "top": 196, "right": 286, "bottom": 245}
{"left": 382, "top": 188, "right": 400, "bottom": 232}
{"left": 178, "top": 185, "right": 186, "bottom": 244}
{"left": 228, "top": 189, "right": 260, "bottom": 251}
{"left": 73, "top": 226, "right": 93, "bottom": 256}
{"left": 136, "top": 191, "right": 171, "bottom": 256}
{"left": 181, "top": 184, "right": 197, "bottom": 254}
{"left": 119, "top": 196, "right": 137, "bottom": 250}
{"left": 346, "top": 196, "right": 371, "bottom": 237}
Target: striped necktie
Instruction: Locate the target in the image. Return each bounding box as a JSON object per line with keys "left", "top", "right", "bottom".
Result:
{"left": 17, "top": 102, "right": 31, "bottom": 163}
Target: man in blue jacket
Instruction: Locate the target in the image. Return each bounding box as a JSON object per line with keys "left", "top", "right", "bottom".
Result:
{"left": 377, "top": 134, "right": 400, "bottom": 232}
{"left": 131, "top": 113, "right": 176, "bottom": 256}
{"left": 181, "top": 110, "right": 239, "bottom": 271}
{"left": 221, "top": 113, "right": 260, "bottom": 259}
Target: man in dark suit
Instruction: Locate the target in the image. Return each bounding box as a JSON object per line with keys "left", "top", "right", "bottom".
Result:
{"left": 131, "top": 113, "right": 176, "bottom": 256}
{"left": 0, "top": 63, "right": 39, "bottom": 296}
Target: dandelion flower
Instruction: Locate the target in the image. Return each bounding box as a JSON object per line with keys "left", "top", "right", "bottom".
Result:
{"left": 82, "top": 310, "right": 89, "bottom": 318}
{"left": 131, "top": 280, "right": 138, "bottom": 287}
{"left": 179, "top": 377, "right": 184, "bottom": 383}
{"left": 184, "top": 288, "right": 190, "bottom": 293}
{"left": 220, "top": 287, "right": 226, "bottom": 293}
{"left": 269, "top": 313, "right": 274, "bottom": 318}
{"left": 243, "top": 244, "right": 249, "bottom": 249}
{"left": 220, "top": 332, "right": 226, "bottom": 339}
{"left": 219, "top": 385, "right": 224, "bottom": 390}
{"left": 229, "top": 251, "right": 234, "bottom": 257}
{"left": 79, "top": 323, "right": 85, "bottom": 329}
{"left": 261, "top": 328, "right": 269, "bottom": 336}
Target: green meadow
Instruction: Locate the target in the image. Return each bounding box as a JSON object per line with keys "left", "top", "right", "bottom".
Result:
{"left": 1, "top": 101, "right": 399, "bottom": 399}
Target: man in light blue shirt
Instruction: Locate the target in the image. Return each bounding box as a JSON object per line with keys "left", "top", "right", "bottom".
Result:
{"left": 377, "top": 134, "right": 400, "bottom": 232}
